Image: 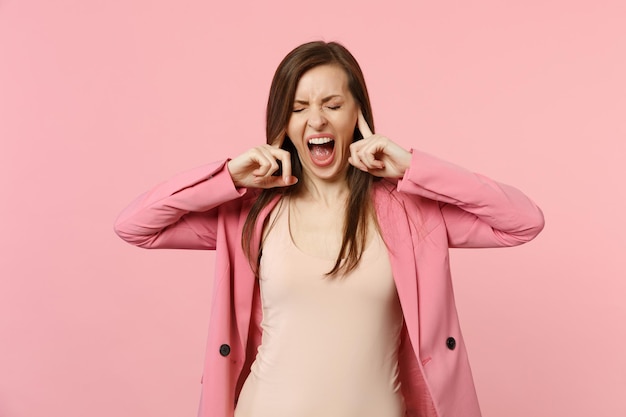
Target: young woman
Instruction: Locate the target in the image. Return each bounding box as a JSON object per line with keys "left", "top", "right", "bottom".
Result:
{"left": 115, "top": 41, "right": 544, "bottom": 417}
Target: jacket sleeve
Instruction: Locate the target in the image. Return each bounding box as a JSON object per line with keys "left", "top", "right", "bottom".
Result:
{"left": 396, "top": 149, "right": 545, "bottom": 248}
{"left": 114, "top": 159, "right": 247, "bottom": 250}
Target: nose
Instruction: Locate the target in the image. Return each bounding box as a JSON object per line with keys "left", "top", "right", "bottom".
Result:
{"left": 307, "top": 108, "right": 328, "bottom": 130}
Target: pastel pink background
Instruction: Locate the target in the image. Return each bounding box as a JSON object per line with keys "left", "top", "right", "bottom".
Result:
{"left": 1, "top": 0, "right": 625, "bottom": 416}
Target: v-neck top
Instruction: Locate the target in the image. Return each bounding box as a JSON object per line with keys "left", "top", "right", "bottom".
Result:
{"left": 235, "top": 198, "right": 405, "bottom": 417}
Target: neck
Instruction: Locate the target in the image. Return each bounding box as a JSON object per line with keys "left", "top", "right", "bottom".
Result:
{"left": 297, "top": 174, "right": 349, "bottom": 207}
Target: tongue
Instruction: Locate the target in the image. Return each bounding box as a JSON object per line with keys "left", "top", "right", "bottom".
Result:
{"left": 309, "top": 143, "right": 333, "bottom": 162}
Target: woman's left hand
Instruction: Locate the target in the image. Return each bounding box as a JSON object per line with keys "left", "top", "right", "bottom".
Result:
{"left": 348, "top": 111, "right": 412, "bottom": 178}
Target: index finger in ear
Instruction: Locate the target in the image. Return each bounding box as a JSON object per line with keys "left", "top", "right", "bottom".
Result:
{"left": 269, "top": 146, "right": 293, "bottom": 183}
{"left": 357, "top": 110, "right": 373, "bottom": 138}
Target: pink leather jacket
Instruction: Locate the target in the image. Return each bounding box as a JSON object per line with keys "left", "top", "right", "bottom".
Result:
{"left": 114, "top": 149, "right": 544, "bottom": 417}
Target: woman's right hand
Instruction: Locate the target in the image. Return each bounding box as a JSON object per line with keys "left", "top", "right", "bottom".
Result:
{"left": 227, "top": 144, "right": 298, "bottom": 188}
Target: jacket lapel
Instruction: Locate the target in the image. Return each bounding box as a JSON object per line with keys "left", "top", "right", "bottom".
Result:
{"left": 234, "top": 194, "right": 281, "bottom": 354}
{"left": 373, "top": 185, "right": 421, "bottom": 350}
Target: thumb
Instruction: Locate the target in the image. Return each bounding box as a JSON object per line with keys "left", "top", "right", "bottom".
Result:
{"left": 258, "top": 174, "right": 298, "bottom": 189}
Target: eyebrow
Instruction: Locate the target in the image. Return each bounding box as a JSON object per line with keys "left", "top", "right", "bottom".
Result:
{"left": 293, "top": 95, "right": 343, "bottom": 105}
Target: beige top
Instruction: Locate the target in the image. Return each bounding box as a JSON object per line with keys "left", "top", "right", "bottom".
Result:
{"left": 235, "top": 198, "right": 405, "bottom": 417}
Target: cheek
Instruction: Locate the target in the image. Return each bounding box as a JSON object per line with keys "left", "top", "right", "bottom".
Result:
{"left": 286, "top": 116, "right": 303, "bottom": 136}
{"left": 285, "top": 125, "right": 296, "bottom": 141}
{"left": 344, "top": 106, "right": 358, "bottom": 127}
{"left": 340, "top": 114, "right": 358, "bottom": 136}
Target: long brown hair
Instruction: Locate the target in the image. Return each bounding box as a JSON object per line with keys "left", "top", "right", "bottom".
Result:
{"left": 242, "top": 41, "right": 376, "bottom": 277}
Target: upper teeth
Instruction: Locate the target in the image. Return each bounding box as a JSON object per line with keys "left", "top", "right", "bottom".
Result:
{"left": 308, "top": 137, "right": 333, "bottom": 145}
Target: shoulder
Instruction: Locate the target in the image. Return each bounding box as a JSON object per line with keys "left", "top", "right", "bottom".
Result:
{"left": 216, "top": 188, "right": 281, "bottom": 226}
{"left": 372, "top": 179, "right": 439, "bottom": 212}
{"left": 372, "top": 179, "right": 445, "bottom": 235}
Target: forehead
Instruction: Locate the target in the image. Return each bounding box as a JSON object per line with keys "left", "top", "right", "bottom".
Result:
{"left": 294, "top": 64, "right": 349, "bottom": 97}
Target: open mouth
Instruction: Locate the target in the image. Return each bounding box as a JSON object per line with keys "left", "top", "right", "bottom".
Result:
{"left": 307, "top": 137, "right": 335, "bottom": 165}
